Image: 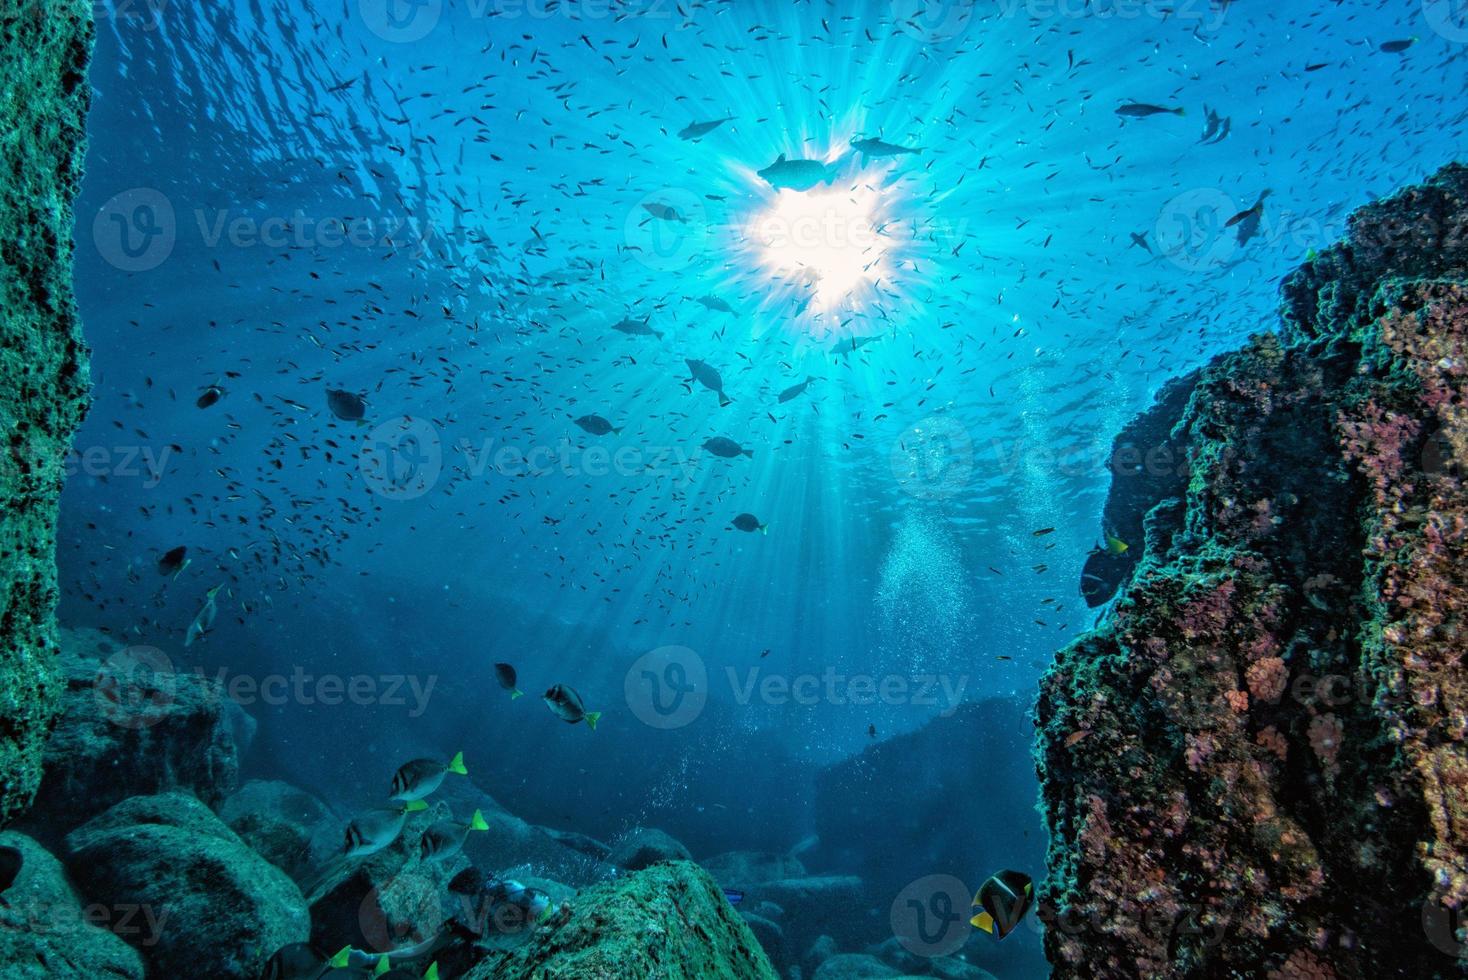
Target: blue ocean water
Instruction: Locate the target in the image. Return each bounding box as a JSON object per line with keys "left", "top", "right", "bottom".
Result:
{"left": 59, "top": 1, "right": 1468, "bottom": 976}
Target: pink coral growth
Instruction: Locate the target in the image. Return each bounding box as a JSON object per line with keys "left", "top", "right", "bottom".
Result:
{"left": 1268, "top": 948, "right": 1338, "bottom": 980}
{"left": 1338, "top": 400, "right": 1422, "bottom": 504}
{"left": 1309, "top": 714, "right": 1345, "bottom": 771}
{"left": 1246, "top": 657, "right": 1289, "bottom": 703}
{"left": 1256, "top": 726, "right": 1289, "bottom": 761}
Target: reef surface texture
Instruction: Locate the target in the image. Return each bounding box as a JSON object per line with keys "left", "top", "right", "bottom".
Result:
{"left": 1036, "top": 162, "right": 1468, "bottom": 978}
{"left": 0, "top": 0, "right": 93, "bottom": 825}
{"left": 467, "top": 860, "right": 779, "bottom": 979}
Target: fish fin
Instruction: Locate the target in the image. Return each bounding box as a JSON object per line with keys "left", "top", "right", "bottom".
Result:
{"left": 330, "top": 947, "right": 352, "bottom": 968}
{"left": 372, "top": 955, "right": 391, "bottom": 977}
{"left": 585, "top": 712, "right": 602, "bottom": 731}
{"left": 470, "top": 809, "right": 490, "bottom": 831}
{"left": 404, "top": 799, "right": 429, "bottom": 813}
{"left": 424, "top": 963, "right": 440, "bottom": 980}
{"left": 971, "top": 910, "right": 995, "bottom": 934}
{"left": 511, "top": 689, "right": 524, "bottom": 699}
{"left": 448, "top": 751, "right": 467, "bottom": 775}
{"left": 776, "top": 153, "right": 785, "bottom": 162}
{"left": 652, "top": 330, "right": 665, "bottom": 339}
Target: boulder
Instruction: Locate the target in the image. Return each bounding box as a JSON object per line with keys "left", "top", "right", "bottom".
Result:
{"left": 701, "top": 850, "right": 808, "bottom": 889}
{"left": 0, "top": 831, "right": 143, "bottom": 978}
{"left": 741, "top": 910, "right": 791, "bottom": 975}
{"left": 219, "top": 779, "right": 333, "bottom": 879}
{"left": 21, "top": 629, "right": 239, "bottom": 840}
{"left": 466, "top": 860, "right": 777, "bottom": 979}
{"left": 64, "top": 793, "right": 308, "bottom": 979}
{"left": 606, "top": 825, "right": 692, "bottom": 871}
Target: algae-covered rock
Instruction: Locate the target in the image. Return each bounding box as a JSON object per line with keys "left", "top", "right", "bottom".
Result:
{"left": 606, "top": 825, "right": 693, "bottom": 871}
{"left": 1036, "top": 162, "right": 1468, "bottom": 978}
{"left": 745, "top": 875, "right": 867, "bottom": 955}
{"left": 64, "top": 792, "right": 308, "bottom": 979}
{"left": 20, "top": 628, "right": 239, "bottom": 839}
{"left": 701, "top": 850, "right": 808, "bottom": 889}
{"left": 0, "top": 830, "right": 143, "bottom": 979}
{"left": 467, "top": 860, "right": 778, "bottom": 979}
{"left": 0, "top": 0, "right": 94, "bottom": 827}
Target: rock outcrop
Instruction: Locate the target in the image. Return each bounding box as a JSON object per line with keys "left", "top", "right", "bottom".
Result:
{"left": 19, "top": 628, "right": 240, "bottom": 840}
{"left": 1036, "top": 162, "right": 1468, "bottom": 978}
{"left": 466, "top": 860, "right": 778, "bottom": 979}
{"left": 64, "top": 793, "right": 309, "bottom": 979}
{"left": 0, "top": 0, "right": 93, "bottom": 826}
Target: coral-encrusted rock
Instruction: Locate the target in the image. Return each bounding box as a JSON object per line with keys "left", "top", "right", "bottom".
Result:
{"left": 0, "top": 831, "right": 143, "bottom": 979}
{"left": 1036, "top": 162, "right": 1468, "bottom": 978}
{"left": 466, "top": 860, "right": 778, "bottom": 979}
{"left": 20, "top": 629, "right": 239, "bottom": 840}
{"left": 64, "top": 793, "right": 308, "bottom": 979}
{"left": 0, "top": 0, "right": 93, "bottom": 827}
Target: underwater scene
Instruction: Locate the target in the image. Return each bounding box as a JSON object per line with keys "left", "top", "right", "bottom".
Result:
{"left": 2, "top": 0, "right": 1468, "bottom": 977}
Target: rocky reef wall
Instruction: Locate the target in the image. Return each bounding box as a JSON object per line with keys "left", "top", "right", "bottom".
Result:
{"left": 0, "top": 0, "right": 94, "bottom": 825}
{"left": 1035, "top": 163, "right": 1468, "bottom": 978}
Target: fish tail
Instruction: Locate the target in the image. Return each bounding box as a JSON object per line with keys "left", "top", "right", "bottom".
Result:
{"left": 719, "top": 393, "right": 732, "bottom": 407}
{"left": 612, "top": 427, "right": 623, "bottom": 435}
{"left": 448, "top": 751, "right": 467, "bottom": 775}
{"left": 330, "top": 947, "right": 352, "bottom": 969}
{"left": 510, "top": 689, "right": 524, "bottom": 699}
{"left": 404, "top": 799, "right": 429, "bottom": 813}
{"left": 585, "top": 711, "right": 602, "bottom": 731}
{"left": 1173, "top": 107, "right": 1186, "bottom": 116}
{"left": 742, "top": 449, "right": 754, "bottom": 459}
{"left": 470, "top": 809, "right": 489, "bottom": 831}
{"left": 652, "top": 330, "right": 665, "bottom": 339}
{"left": 760, "top": 525, "right": 768, "bottom": 535}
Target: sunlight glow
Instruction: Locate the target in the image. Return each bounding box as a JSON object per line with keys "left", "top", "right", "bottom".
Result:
{"left": 750, "top": 184, "right": 892, "bottom": 313}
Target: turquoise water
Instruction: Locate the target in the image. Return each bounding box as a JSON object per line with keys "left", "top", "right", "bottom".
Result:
{"left": 59, "top": 1, "right": 1468, "bottom": 976}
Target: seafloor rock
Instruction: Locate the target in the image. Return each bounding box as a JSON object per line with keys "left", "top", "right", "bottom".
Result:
{"left": 606, "top": 824, "right": 693, "bottom": 871}
{"left": 811, "top": 953, "right": 899, "bottom": 980}
{"left": 20, "top": 628, "right": 239, "bottom": 839}
{"left": 746, "top": 875, "right": 867, "bottom": 955}
{"left": 1036, "top": 161, "right": 1468, "bottom": 978}
{"left": 0, "top": 830, "right": 143, "bottom": 979}
{"left": 0, "top": 0, "right": 94, "bottom": 827}
{"left": 702, "top": 849, "right": 809, "bottom": 889}
{"left": 219, "top": 779, "right": 333, "bottom": 879}
{"left": 64, "top": 792, "right": 308, "bottom": 979}
{"left": 466, "top": 860, "right": 777, "bottom": 979}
